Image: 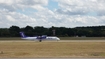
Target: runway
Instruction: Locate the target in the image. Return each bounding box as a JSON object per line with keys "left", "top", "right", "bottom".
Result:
{"left": 0, "top": 58, "right": 105, "bottom": 59}
{"left": 0, "top": 40, "right": 105, "bottom": 42}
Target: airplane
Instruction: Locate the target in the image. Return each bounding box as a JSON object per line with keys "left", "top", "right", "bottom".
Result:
{"left": 19, "top": 32, "right": 60, "bottom": 42}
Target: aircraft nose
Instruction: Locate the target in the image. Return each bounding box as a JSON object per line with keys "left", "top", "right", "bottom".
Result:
{"left": 57, "top": 38, "right": 60, "bottom": 40}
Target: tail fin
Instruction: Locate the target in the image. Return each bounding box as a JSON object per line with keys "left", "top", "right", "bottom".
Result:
{"left": 19, "top": 32, "right": 26, "bottom": 38}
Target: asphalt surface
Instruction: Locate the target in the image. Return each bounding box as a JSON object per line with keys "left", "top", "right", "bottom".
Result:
{"left": 0, "top": 40, "right": 105, "bottom": 42}
{"left": 0, "top": 58, "right": 105, "bottom": 59}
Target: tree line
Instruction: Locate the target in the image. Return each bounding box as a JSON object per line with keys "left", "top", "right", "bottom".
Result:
{"left": 0, "top": 25, "right": 105, "bottom": 37}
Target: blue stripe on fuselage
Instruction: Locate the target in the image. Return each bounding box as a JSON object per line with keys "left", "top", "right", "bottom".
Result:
{"left": 36, "top": 36, "right": 46, "bottom": 39}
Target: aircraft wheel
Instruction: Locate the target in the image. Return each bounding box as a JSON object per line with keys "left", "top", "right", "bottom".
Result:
{"left": 39, "top": 40, "right": 42, "bottom": 42}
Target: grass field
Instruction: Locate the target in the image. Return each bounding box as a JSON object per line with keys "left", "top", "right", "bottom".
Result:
{"left": 0, "top": 37, "right": 105, "bottom": 58}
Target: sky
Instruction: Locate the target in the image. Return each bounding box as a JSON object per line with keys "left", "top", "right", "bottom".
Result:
{"left": 0, "top": 0, "right": 105, "bottom": 28}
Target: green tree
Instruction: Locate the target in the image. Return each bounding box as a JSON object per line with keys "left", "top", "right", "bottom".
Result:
{"left": 0, "top": 28, "right": 10, "bottom": 37}
{"left": 22, "top": 26, "right": 34, "bottom": 36}
{"left": 9, "top": 26, "right": 20, "bottom": 37}
{"left": 34, "top": 26, "right": 48, "bottom": 36}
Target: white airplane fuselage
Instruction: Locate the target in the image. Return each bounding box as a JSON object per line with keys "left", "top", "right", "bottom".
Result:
{"left": 21, "top": 36, "right": 60, "bottom": 40}
{"left": 20, "top": 32, "right": 60, "bottom": 42}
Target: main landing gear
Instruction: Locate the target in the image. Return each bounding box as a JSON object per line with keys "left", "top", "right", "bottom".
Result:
{"left": 39, "top": 40, "right": 42, "bottom": 42}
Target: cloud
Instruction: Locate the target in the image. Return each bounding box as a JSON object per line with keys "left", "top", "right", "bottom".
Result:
{"left": 0, "top": 0, "right": 105, "bottom": 28}
{"left": 55, "top": 9, "right": 87, "bottom": 15}
{"left": 0, "top": 0, "right": 48, "bottom": 11}
{"left": 0, "top": 9, "right": 37, "bottom": 28}
{"left": 55, "top": 0, "right": 105, "bottom": 16}
{"left": 0, "top": 0, "right": 49, "bottom": 28}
